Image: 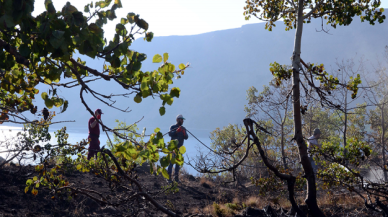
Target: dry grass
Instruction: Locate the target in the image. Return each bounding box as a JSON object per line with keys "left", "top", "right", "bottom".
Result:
{"left": 189, "top": 207, "right": 201, "bottom": 214}
{"left": 232, "top": 197, "right": 240, "bottom": 204}
{"left": 318, "top": 192, "right": 364, "bottom": 208}
{"left": 194, "top": 191, "right": 379, "bottom": 217}
{"left": 202, "top": 202, "right": 237, "bottom": 217}
{"left": 200, "top": 177, "right": 215, "bottom": 187}
{"left": 245, "top": 196, "right": 261, "bottom": 208}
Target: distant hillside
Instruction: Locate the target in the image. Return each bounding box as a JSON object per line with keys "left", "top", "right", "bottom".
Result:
{"left": 14, "top": 12, "right": 388, "bottom": 137}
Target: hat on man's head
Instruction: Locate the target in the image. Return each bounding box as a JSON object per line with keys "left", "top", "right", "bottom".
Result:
{"left": 176, "top": 114, "right": 185, "bottom": 120}
{"left": 313, "top": 128, "right": 321, "bottom": 135}
{"left": 95, "top": 109, "right": 103, "bottom": 114}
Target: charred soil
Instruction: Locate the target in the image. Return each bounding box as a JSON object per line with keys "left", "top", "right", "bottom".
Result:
{"left": 0, "top": 164, "right": 384, "bottom": 217}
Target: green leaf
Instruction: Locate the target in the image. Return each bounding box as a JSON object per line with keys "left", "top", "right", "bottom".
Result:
{"left": 120, "top": 18, "right": 128, "bottom": 24}
{"left": 166, "top": 97, "right": 173, "bottom": 106}
{"left": 168, "top": 140, "right": 177, "bottom": 151}
{"left": 138, "top": 53, "right": 147, "bottom": 62}
{"left": 159, "top": 107, "right": 165, "bottom": 116}
{"left": 41, "top": 92, "right": 48, "bottom": 100}
{"left": 62, "top": 2, "right": 78, "bottom": 14}
{"left": 114, "top": 0, "right": 122, "bottom": 8}
{"left": 136, "top": 19, "right": 148, "bottom": 30}
{"left": 127, "top": 13, "right": 136, "bottom": 24}
{"left": 178, "top": 63, "right": 185, "bottom": 70}
{"left": 49, "top": 37, "right": 65, "bottom": 49}
{"left": 61, "top": 100, "right": 69, "bottom": 113}
{"left": 115, "top": 23, "right": 125, "bottom": 34}
{"left": 145, "top": 32, "right": 154, "bottom": 42}
{"left": 162, "top": 168, "right": 169, "bottom": 179}
{"left": 150, "top": 164, "right": 154, "bottom": 174}
{"left": 84, "top": 4, "right": 90, "bottom": 12}
{"left": 160, "top": 156, "right": 169, "bottom": 167}
{"left": 26, "top": 179, "right": 33, "bottom": 186}
{"left": 53, "top": 98, "right": 64, "bottom": 107}
{"left": 170, "top": 87, "right": 180, "bottom": 98}
{"left": 154, "top": 127, "right": 160, "bottom": 133}
{"left": 0, "top": 15, "right": 15, "bottom": 29}
{"left": 45, "top": 99, "right": 54, "bottom": 109}
{"left": 179, "top": 146, "right": 186, "bottom": 154}
{"left": 80, "top": 40, "right": 94, "bottom": 54}
{"left": 107, "top": 10, "right": 117, "bottom": 20}
{"left": 89, "top": 23, "right": 103, "bottom": 34}
{"left": 33, "top": 176, "right": 38, "bottom": 181}
{"left": 95, "top": 0, "right": 110, "bottom": 8}
{"left": 140, "top": 81, "right": 149, "bottom": 91}
{"left": 167, "top": 63, "right": 175, "bottom": 72}
{"left": 52, "top": 30, "right": 65, "bottom": 39}
{"left": 129, "top": 62, "right": 140, "bottom": 71}
{"left": 44, "top": 0, "right": 56, "bottom": 14}
{"left": 72, "top": 12, "right": 85, "bottom": 26}
{"left": 176, "top": 156, "right": 184, "bottom": 166}
{"left": 19, "top": 44, "right": 31, "bottom": 58}
{"left": 76, "top": 164, "right": 82, "bottom": 170}
{"left": 152, "top": 54, "right": 163, "bottom": 63}
{"left": 163, "top": 53, "right": 169, "bottom": 62}
{"left": 134, "top": 94, "right": 142, "bottom": 103}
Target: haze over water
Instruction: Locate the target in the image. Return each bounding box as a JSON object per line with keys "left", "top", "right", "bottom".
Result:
{"left": 0, "top": 125, "right": 210, "bottom": 176}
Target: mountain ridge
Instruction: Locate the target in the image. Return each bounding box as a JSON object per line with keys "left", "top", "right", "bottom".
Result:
{"left": 5, "top": 13, "right": 388, "bottom": 138}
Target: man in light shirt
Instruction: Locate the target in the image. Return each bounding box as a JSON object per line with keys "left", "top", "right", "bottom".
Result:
{"left": 307, "top": 128, "right": 321, "bottom": 173}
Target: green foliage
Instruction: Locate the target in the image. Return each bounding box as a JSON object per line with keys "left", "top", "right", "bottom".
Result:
{"left": 244, "top": 0, "right": 385, "bottom": 31}
{"left": 269, "top": 62, "right": 292, "bottom": 86}
{"left": 0, "top": 0, "right": 189, "bottom": 123}
{"left": 346, "top": 74, "right": 362, "bottom": 99}
{"left": 308, "top": 137, "right": 373, "bottom": 190}
{"left": 24, "top": 119, "right": 187, "bottom": 197}
{"left": 244, "top": 0, "right": 383, "bottom": 101}
{"left": 161, "top": 182, "right": 179, "bottom": 195}
{"left": 24, "top": 118, "right": 78, "bottom": 195}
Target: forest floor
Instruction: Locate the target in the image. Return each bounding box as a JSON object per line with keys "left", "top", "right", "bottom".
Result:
{"left": 0, "top": 163, "right": 384, "bottom": 217}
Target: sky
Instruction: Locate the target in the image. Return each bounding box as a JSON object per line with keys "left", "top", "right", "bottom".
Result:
{"left": 32, "top": 0, "right": 263, "bottom": 40}
{"left": 31, "top": 0, "right": 388, "bottom": 40}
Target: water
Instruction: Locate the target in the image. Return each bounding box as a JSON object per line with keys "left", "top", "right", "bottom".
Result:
{"left": 0, "top": 125, "right": 212, "bottom": 176}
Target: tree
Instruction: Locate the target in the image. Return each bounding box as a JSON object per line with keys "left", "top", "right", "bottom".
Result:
{"left": 244, "top": 1, "right": 385, "bottom": 215}
{"left": 245, "top": 80, "right": 294, "bottom": 169}
{"left": 1, "top": 1, "right": 190, "bottom": 216}
{"left": 325, "top": 59, "right": 368, "bottom": 162}
{"left": 0, "top": 0, "right": 189, "bottom": 126}
{"left": 364, "top": 49, "right": 388, "bottom": 182}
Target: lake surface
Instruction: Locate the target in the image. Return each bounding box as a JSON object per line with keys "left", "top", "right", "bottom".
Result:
{"left": 0, "top": 125, "right": 212, "bottom": 176}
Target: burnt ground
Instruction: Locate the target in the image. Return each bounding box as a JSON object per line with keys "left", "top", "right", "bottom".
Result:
{"left": 0, "top": 163, "right": 257, "bottom": 217}
{"left": 0, "top": 163, "right": 385, "bottom": 217}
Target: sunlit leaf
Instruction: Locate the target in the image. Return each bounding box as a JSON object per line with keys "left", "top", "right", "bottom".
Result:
{"left": 152, "top": 54, "right": 163, "bottom": 63}
{"left": 162, "top": 168, "right": 169, "bottom": 179}
{"left": 159, "top": 107, "right": 165, "bottom": 116}
{"left": 163, "top": 53, "right": 169, "bottom": 62}
{"left": 179, "top": 146, "right": 186, "bottom": 154}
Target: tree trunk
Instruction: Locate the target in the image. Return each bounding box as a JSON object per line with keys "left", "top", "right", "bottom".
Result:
{"left": 292, "top": 0, "right": 325, "bottom": 216}
{"left": 343, "top": 93, "right": 348, "bottom": 165}
{"left": 381, "top": 103, "right": 387, "bottom": 182}
{"left": 281, "top": 125, "right": 288, "bottom": 169}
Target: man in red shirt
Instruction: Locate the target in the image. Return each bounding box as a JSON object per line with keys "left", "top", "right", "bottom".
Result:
{"left": 87, "top": 109, "right": 103, "bottom": 160}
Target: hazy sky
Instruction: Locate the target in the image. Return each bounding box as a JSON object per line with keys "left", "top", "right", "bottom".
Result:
{"left": 32, "top": 0, "right": 388, "bottom": 40}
